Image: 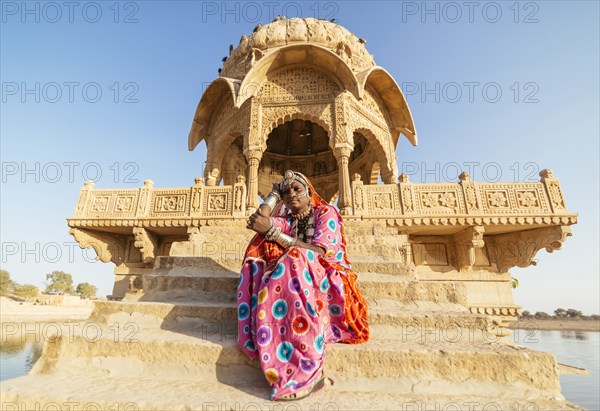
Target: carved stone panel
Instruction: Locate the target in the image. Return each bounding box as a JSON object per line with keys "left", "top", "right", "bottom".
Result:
{"left": 257, "top": 67, "right": 339, "bottom": 105}
{"left": 412, "top": 243, "right": 449, "bottom": 266}
{"left": 91, "top": 196, "right": 110, "bottom": 213}
{"left": 153, "top": 194, "right": 187, "bottom": 215}
{"left": 115, "top": 196, "right": 136, "bottom": 213}
{"left": 365, "top": 185, "right": 401, "bottom": 216}
{"left": 204, "top": 188, "right": 233, "bottom": 216}
{"left": 479, "top": 183, "right": 550, "bottom": 214}
{"left": 413, "top": 185, "right": 465, "bottom": 214}
{"left": 87, "top": 190, "right": 140, "bottom": 218}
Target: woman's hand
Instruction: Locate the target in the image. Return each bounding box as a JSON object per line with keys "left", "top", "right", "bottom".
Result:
{"left": 271, "top": 182, "right": 281, "bottom": 196}
{"left": 247, "top": 206, "right": 272, "bottom": 234}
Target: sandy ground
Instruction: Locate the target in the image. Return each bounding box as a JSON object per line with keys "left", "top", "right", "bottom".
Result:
{"left": 0, "top": 296, "right": 94, "bottom": 323}
{"left": 510, "top": 318, "right": 600, "bottom": 332}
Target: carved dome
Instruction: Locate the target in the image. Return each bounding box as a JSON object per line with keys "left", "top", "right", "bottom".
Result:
{"left": 221, "top": 17, "right": 375, "bottom": 79}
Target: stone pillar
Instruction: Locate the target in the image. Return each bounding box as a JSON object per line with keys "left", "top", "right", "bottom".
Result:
{"left": 204, "top": 140, "right": 219, "bottom": 186}
{"left": 233, "top": 175, "right": 247, "bottom": 216}
{"left": 244, "top": 148, "right": 263, "bottom": 212}
{"left": 351, "top": 173, "right": 365, "bottom": 216}
{"left": 190, "top": 177, "right": 205, "bottom": 216}
{"left": 74, "top": 180, "right": 95, "bottom": 217}
{"left": 459, "top": 171, "right": 481, "bottom": 214}
{"left": 539, "top": 169, "right": 566, "bottom": 212}
{"left": 398, "top": 173, "right": 415, "bottom": 215}
{"left": 334, "top": 145, "right": 353, "bottom": 215}
{"left": 135, "top": 179, "right": 154, "bottom": 218}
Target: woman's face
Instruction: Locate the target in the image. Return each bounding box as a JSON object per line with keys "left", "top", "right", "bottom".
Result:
{"left": 281, "top": 180, "right": 310, "bottom": 214}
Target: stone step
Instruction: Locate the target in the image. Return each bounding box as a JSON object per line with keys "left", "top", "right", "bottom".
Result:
{"left": 0, "top": 369, "right": 579, "bottom": 410}
{"left": 153, "top": 256, "right": 414, "bottom": 277}
{"left": 140, "top": 270, "right": 464, "bottom": 305}
{"left": 88, "top": 298, "right": 496, "bottom": 341}
{"left": 165, "top": 228, "right": 413, "bottom": 259}
{"left": 28, "top": 323, "right": 561, "bottom": 402}
{"left": 358, "top": 273, "right": 467, "bottom": 304}
{"left": 141, "top": 270, "right": 239, "bottom": 301}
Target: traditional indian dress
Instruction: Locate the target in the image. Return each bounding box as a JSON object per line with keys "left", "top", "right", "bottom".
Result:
{"left": 237, "top": 177, "right": 369, "bottom": 400}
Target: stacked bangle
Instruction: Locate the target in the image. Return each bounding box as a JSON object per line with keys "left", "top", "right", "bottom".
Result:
{"left": 263, "top": 190, "right": 281, "bottom": 210}
{"left": 264, "top": 224, "right": 277, "bottom": 240}
{"left": 264, "top": 224, "right": 296, "bottom": 248}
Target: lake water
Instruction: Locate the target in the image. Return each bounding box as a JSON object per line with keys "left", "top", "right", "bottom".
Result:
{"left": 1, "top": 330, "right": 599, "bottom": 409}
{"left": 518, "top": 330, "right": 600, "bottom": 410}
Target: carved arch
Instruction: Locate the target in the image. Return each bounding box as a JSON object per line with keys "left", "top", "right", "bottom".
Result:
{"left": 213, "top": 131, "right": 246, "bottom": 185}
{"left": 260, "top": 105, "right": 333, "bottom": 149}
{"left": 188, "top": 77, "right": 240, "bottom": 151}
{"left": 357, "top": 66, "right": 417, "bottom": 147}
{"left": 352, "top": 126, "right": 397, "bottom": 184}
{"left": 236, "top": 44, "right": 360, "bottom": 107}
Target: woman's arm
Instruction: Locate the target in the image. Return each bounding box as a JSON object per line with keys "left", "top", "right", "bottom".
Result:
{"left": 310, "top": 205, "right": 344, "bottom": 261}
{"left": 291, "top": 240, "right": 326, "bottom": 256}
{"left": 247, "top": 184, "right": 282, "bottom": 234}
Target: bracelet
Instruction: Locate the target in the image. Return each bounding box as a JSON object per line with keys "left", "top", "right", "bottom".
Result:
{"left": 262, "top": 191, "right": 281, "bottom": 210}
{"left": 275, "top": 232, "right": 296, "bottom": 248}
{"left": 264, "top": 225, "right": 296, "bottom": 248}
{"left": 264, "top": 224, "right": 277, "bottom": 240}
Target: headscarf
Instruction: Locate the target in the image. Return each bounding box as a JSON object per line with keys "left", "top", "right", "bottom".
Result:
{"left": 242, "top": 171, "right": 369, "bottom": 344}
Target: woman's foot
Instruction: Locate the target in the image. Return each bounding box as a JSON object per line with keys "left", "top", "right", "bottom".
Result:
{"left": 275, "top": 376, "right": 333, "bottom": 401}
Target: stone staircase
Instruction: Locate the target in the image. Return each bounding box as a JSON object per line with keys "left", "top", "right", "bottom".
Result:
{"left": 0, "top": 254, "right": 579, "bottom": 410}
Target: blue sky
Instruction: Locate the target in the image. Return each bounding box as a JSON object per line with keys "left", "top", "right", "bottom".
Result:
{"left": 1, "top": 1, "right": 598, "bottom": 314}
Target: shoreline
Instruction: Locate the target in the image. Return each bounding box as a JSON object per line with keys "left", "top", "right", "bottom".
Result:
{"left": 509, "top": 319, "right": 600, "bottom": 332}
{"left": 0, "top": 297, "right": 94, "bottom": 325}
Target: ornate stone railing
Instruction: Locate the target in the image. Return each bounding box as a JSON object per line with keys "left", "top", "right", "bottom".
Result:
{"left": 69, "top": 169, "right": 576, "bottom": 228}
{"left": 351, "top": 169, "right": 576, "bottom": 225}
{"left": 71, "top": 177, "right": 247, "bottom": 223}
{"left": 66, "top": 169, "right": 577, "bottom": 320}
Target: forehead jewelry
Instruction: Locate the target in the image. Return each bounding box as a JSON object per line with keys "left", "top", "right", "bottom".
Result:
{"left": 279, "top": 170, "right": 310, "bottom": 197}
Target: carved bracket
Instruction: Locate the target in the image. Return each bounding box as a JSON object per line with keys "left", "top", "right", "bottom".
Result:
{"left": 452, "top": 226, "right": 485, "bottom": 272}
{"left": 132, "top": 227, "right": 160, "bottom": 264}
{"left": 397, "top": 232, "right": 413, "bottom": 267}
{"left": 69, "top": 228, "right": 127, "bottom": 264}
{"left": 489, "top": 225, "right": 572, "bottom": 272}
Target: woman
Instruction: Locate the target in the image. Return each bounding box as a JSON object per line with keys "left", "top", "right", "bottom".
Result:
{"left": 238, "top": 170, "right": 369, "bottom": 401}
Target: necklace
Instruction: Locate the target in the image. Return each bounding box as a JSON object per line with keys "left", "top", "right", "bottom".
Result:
{"left": 291, "top": 205, "right": 312, "bottom": 220}
{"left": 291, "top": 207, "right": 315, "bottom": 243}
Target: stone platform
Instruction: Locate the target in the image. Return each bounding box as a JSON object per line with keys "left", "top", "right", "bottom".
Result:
{"left": 0, "top": 256, "right": 580, "bottom": 410}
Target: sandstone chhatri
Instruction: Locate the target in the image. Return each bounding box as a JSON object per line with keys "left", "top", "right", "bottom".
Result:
{"left": 1, "top": 17, "right": 579, "bottom": 410}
